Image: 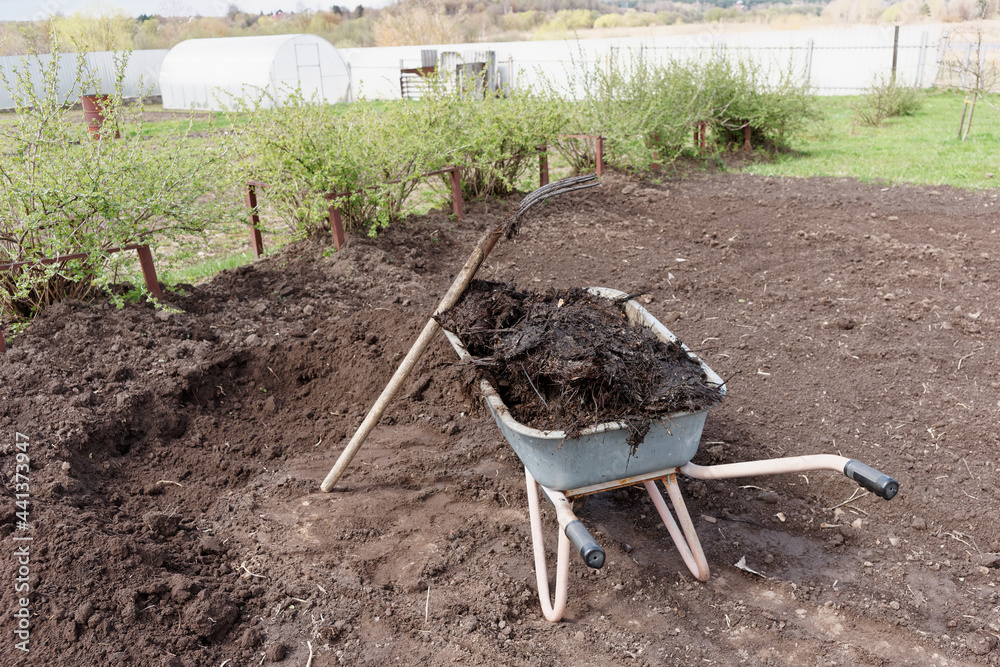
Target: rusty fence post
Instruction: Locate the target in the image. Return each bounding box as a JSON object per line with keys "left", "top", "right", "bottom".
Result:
{"left": 136, "top": 244, "right": 163, "bottom": 301}
{"left": 694, "top": 122, "right": 708, "bottom": 152}
{"left": 595, "top": 136, "right": 604, "bottom": 177}
{"left": 539, "top": 147, "right": 549, "bottom": 187}
{"left": 744, "top": 125, "right": 752, "bottom": 152}
{"left": 246, "top": 183, "right": 264, "bottom": 259}
{"left": 449, "top": 167, "right": 465, "bottom": 220}
{"left": 327, "top": 194, "right": 346, "bottom": 250}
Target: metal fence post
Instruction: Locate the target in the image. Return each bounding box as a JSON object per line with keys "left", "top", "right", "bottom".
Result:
{"left": 246, "top": 183, "right": 264, "bottom": 259}
{"left": 916, "top": 31, "right": 928, "bottom": 87}
{"left": 539, "top": 146, "right": 549, "bottom": 187}
{"left": 136, "top": 244, "right": 163, "bottom": 301}
{"left": 891, "top": 25, "right": 900, "bottom": 84}
{"left": 449, "top": 167, "right": 465, "bottom": 220}
{"left": 328, "top": 197, "right": 346, "bottom": 250}
{"left": 805, "top": 39, "right": 814, "bottom": 87}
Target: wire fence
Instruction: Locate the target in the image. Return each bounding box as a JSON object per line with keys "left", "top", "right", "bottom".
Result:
{"left": 937, "top": 41, "right": 1000, "bottom": 92}
{"left": 347, "top": 26, "right": 959, "bottom": 100}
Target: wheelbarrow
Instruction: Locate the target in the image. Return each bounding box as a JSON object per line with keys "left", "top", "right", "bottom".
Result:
{"left": 442, "top": 287, "right": 899, "bottom": 622}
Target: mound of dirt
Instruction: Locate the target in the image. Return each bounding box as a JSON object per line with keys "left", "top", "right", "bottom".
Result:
{"left": 435, "top": 279, "right": 723, "bottom": 441}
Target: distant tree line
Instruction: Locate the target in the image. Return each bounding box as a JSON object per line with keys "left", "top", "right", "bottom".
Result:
{"left": 0, "top": 0, "right": 988, "bottom": 55}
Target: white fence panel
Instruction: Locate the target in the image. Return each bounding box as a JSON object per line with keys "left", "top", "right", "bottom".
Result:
{"left": 340, "top": 24, "right": 946, "bottom": 100}
{"left": 0, "top": 49, "right": 168, "bottom": 109}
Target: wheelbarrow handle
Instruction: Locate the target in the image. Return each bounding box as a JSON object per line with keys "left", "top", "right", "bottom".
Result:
{"left": 564, "top": 520, "right": 605, "bottom": 569}
{"left": 843, "top": 460, "right": 899, "bottom": 500}
{"left": 681, "top": 454, "right": 900, "bottom": 501}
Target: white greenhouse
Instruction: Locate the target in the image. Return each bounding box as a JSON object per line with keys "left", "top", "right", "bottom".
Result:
{"left": 159, "top": 34, "right": 352, "bottom": 111}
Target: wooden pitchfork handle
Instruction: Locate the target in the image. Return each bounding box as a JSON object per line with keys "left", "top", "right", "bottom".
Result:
{"left": 320, "top": 175, "right": 599, "bottom": 492}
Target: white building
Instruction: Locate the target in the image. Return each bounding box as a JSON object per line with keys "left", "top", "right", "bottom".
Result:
{"left": 158, "top": 34, "right": 352, "bottom": 111}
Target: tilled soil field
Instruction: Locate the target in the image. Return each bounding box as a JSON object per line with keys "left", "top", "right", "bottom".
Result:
{"left": 1, "top": 171, "right": 999, "bottom": 666}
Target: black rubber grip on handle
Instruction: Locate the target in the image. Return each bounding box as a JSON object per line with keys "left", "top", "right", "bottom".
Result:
{"left": 843, "top": 460, "right": 899, "bottom": 500}
{"left": 564, "top": 520, "right": 605, "bottom": 569}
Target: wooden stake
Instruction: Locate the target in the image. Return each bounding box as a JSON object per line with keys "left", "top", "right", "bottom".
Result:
{"left": 319, "top": 176, "right": 599, "bottom": 492}
{"left": 958, "top": 98, "right": 969, "bottom": 139}
{"left": 963, "top": 92, "right": 978, "bottom": 142}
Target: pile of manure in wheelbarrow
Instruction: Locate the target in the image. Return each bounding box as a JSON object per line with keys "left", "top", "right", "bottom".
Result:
{"left": 435, "top": 280, "right": 724, "bottom": 446}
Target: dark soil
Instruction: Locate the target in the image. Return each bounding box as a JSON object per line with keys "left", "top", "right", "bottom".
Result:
{"left": 2, "top": 170, "right": 1000, "bottom": 666}
{"left": 435, "top": 280, "right": 723, "bottom": 440}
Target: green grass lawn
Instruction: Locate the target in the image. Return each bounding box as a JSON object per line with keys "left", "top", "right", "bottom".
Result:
{"left": 159, "top": 249, "right": 257, "bottom": 286}
{"left": 133, "top": 106, "right": 239, "bottom": 138}
{"left": 133, "top": 100, "right": 370, "bottom": 138}
{"left": 743, "top": 90, "right": 1000, "bottom": 190}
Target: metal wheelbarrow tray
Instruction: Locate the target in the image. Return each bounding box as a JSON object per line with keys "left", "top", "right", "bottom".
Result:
{"left": 442, "top": 287, "right": 899, "bottom": 622}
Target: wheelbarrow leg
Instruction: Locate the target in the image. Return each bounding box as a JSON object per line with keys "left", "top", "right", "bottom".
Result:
{"left": 525, "top": 469, "right": 572, "bottom": 622}
{"left": 644, "top": 474, "right": 710, "bottom": 582}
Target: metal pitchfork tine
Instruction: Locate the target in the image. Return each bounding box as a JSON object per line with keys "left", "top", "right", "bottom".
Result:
{"left": 320, "top": 174, "right": 601, "bottom": 492}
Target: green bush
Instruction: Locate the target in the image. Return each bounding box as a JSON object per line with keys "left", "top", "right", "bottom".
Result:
{"left": 556, "top": 51, "right": 765, "bottom": 171}
{"left": 551, "top": 49, "right": 814, "bottom": 171}
{"left": 700, "top": 54, "right": 816, "bottom": 151}
{"left": 421, "top": 76, "right": 568, "bottom": 200}
{"left": 593, "top": 9, "right": 666, "bottom": 29}
{"left": 0, "top": 37, "right": 240, "bottom": 322}
{"left": 500, "top": 10, "right": 545, "bottom": 32}
{"left": 241, "top": 73, "right": 568, "bottom": 235}
{"left": 554, "top": 51, "right": 681, "bottom": 172}
{"left": 852, "top": 75, "right": 924, "bottom": 127}
{"left": 239, "top": 93, "right": 447, "bottom": 238}
{"left": 534, "top": 9, "right": 599, "bottom": 34}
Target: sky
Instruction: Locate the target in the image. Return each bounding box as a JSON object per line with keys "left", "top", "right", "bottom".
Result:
{"left": 0, "top": 0, "right": 393, "bottom": 22}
